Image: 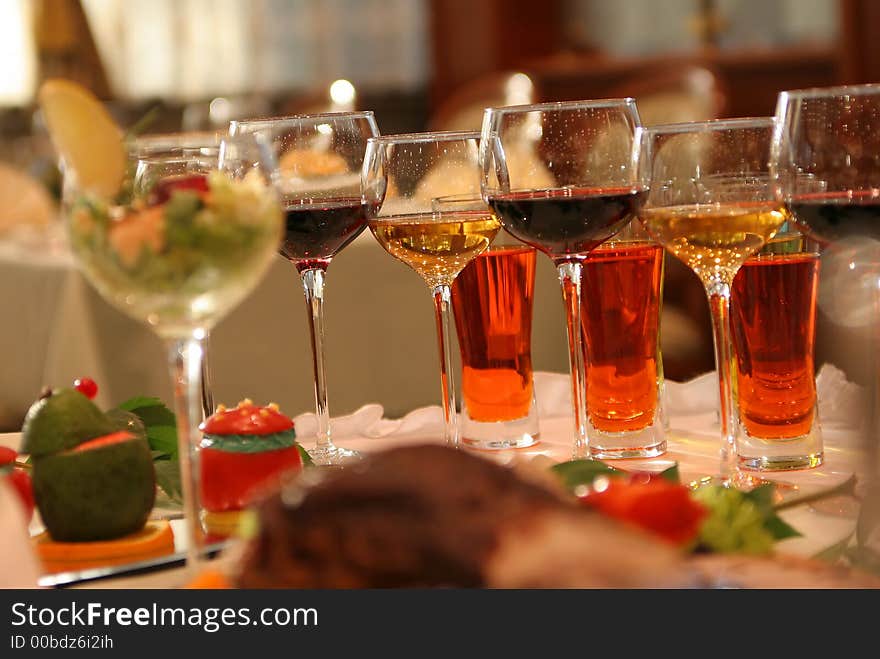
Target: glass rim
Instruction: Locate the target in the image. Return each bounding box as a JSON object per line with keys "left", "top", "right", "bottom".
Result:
{"left": 778, "top": 83, "right": 880, "bottom": 101}
{"left": 367, "top": 130, "right": 480, "bottom": 145}
{"left": 482, "top": 97, "right": 637, "bottom": 115}
{"left": 639, "top": 116, "right": 775, "bottom": 136}
{"left": 133, "top": 130, "right": 223, "bottom": 149}
{"left": 229, "top": 110, "right": 377, "bottom": 131}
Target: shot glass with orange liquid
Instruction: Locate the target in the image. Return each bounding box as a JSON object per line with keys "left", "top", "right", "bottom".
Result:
{"left": 443, "top": 196, "right": 540, "bottom": 449}
{"left": 580, "top": 221, "right": 667, "bottom": 458}
{"left": 731, "top": 228, "right": 823, "bottom": 470}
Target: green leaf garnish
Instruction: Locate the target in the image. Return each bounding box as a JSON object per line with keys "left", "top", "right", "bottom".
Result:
{"left": 743, "top": 483, "right": 776, "bottom": 512}
{"left": 145, "top": 425, "right": 177, "bottom": 460}
{"left": 153, "top": 458, "right": 182, "bottom": 504}
{"left": 296, "top": 443, "right": 314, "bottom": 467}
{"left": 115, "top": 396, "right": 179, "bottom": 501}
{"left": 118, "top": 396, "right": 166, "bottom": 412}
{"left": 659, "top": 464, "right": 681, "bottom": 483}
{"left": 551, "top": 459, "right": 622, "bottom": 491}
{"left": 763, "top": 514, "right": 802, "bottom": 541}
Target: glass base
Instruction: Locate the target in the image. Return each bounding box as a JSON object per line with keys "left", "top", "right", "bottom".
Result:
{"left": 462, "top": 432, "right": 540, "bottom": 451}
{"left": 308, "top": 444, "right": 361, "bottom": 467}
{"left": 736, "top": 423, "right": 824, "bottom": 472}
{"left": 460, "top": 403, "right": 539, "bottom": 451}
{"left": 587, "top": 421, "right": 666, "bottom": 459}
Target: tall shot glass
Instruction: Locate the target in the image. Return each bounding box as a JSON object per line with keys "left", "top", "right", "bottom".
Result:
{"left": 580, "top": 221, "right": 667, "bottom": 458}
{"left": 731, "top": 229, "right": 823, "bottom": 470}
{"left": 442, "top": 196, "right": 540, "bottom": 450}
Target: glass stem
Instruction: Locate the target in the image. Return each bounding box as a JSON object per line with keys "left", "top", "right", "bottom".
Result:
{"left": 166, "top": 335, "right": 206, "bottom": 572}
{"left": 432, "top": 284, "right": 459, "bottom": 448}
{"left": 558, "top": 261, "right": 589, "bottom": 459}
{"left": 200, "top": 333, "right": 214, "bottom": 420}
{"left": 705, "top": 279, "right": 738, "bottom": 480}
{"left": 301, "top": 268, "right": 333, "bottom": 450}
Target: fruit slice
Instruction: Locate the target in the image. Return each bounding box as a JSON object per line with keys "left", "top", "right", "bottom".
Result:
{"left": 33, "top": 520, "right": 174, "bottom": 574}
{"left": 72, "top": 430, "right": 135, "bottom": 452}
{"left": 37, "top": 79, "right": 126, "bottom": 199}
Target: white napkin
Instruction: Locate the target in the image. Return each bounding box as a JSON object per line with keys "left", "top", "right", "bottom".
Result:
{"left": 815, "top": 363, "right": 866, "bottom": 430}
{"left": 534, "top": 369, "right": 720, "bottom": 419}
{"left": 528, "top": 365, "right": 863, "bottom": 424}
{"left": 664, "top": 371, "right": 719, "bottom": 416}
{"left": 293, "top": 403, "right": 443, "bottom": 440}
{"left": 290, "top": 365, "right": 865, "bottom": 440}
{"left": 533, "top": 371, "right": 571, "bottom": 418}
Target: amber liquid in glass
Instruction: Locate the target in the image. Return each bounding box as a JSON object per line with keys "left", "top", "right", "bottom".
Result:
{"left": 639, "top": 202, "right": 787, "bottom": 279}
{"left": 731, "top": 252, "right": 819, "bottom": 439}
{"left": 452, "top": 244, "right": 536, "bottom": 422}
{"left": 580, "top": 241, "right": 664, "bottom": 433}
{"left": 368, "top": 210, "right": 500, "bottom": 288}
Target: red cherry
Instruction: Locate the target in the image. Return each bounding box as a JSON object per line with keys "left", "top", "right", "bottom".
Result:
{"left": 73, "top": 377, "right": 98, "bottom": 399}
{"left": 0, "top": 446, "right": 16, "bottom": 466}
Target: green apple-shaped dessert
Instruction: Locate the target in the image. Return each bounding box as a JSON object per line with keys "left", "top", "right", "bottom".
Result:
{"left": 22, "top": 388, "right": 156, "bottom": 542}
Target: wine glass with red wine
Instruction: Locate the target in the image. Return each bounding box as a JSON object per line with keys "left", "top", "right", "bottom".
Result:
{"left": 773, "top": 84, "right": 880, "bottom": 481}
{"left": 230, "top": 112, "right": 380, "bottom": 465}
{"left": 480, "top": 99, "right": 644, "bottom": 459}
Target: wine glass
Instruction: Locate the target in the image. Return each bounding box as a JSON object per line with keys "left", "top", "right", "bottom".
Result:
{"left": 480, "top": 99, "right": 644, "bottom": 459}
{"left": 773, "top": 84, "right": 880, "bottom": 482}
{"left": 133, "top": 132, "right": 223, "bottom": 418}
{"left": 230, "top": 112, "right": 379, "bottom": 466}
{"left": 636, "top": 118, "right": 787, "bottom": 484}
{"left": 63, "top": 132, "right": 282, "bottom": 569}
{"left": 363, "top": 132, "right": 501, "bottom": 447}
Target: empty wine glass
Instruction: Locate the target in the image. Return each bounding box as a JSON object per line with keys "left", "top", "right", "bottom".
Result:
{"left": 63, "top": 132, "right": 282, "bottom": 568}
{"left": 230, "top": 112, "right": 379, "bottom": 465}
{"left": 364, "top": 132, "right": 500, "bottom": 447}
{"left": 480, "top": 99, "right": 644, "bottom": 459}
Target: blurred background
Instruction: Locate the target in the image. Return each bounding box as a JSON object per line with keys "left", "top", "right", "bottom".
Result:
{"left": 0, "top": 0, "right": 875, "bottom": 429}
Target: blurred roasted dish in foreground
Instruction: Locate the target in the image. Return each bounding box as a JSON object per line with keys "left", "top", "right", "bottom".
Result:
{"left": 231, "top": 445, "right": 880, "bottom": 589}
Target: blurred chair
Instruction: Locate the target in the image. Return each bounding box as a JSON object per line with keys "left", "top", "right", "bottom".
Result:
{"left": 607, "top": 64, "right": 726, "bottom": 126}
{"left": 429, "top": 71, "right": 537, "bottom": 131}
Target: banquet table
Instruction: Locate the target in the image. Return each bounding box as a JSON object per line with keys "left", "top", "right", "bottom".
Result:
{"left": 0, "top": 369, "right": 867, "bottom": 589}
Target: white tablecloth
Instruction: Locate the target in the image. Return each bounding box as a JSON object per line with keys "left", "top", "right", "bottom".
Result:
{"left": 0, "top": 372, "right": 865, "bottom": 589}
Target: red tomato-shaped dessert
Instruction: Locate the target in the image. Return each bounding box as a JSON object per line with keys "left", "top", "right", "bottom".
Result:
{"left": 199, "top": 400, "right": 303, "bottom": 512}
